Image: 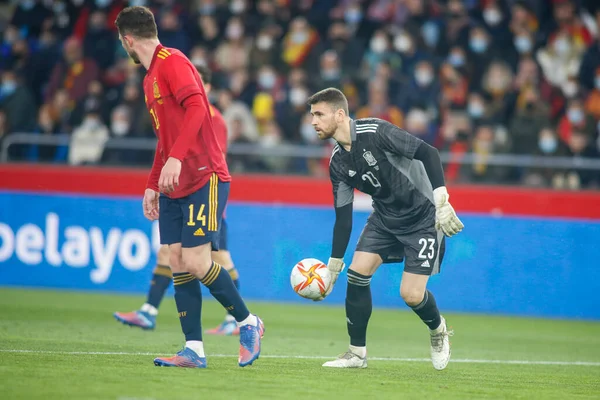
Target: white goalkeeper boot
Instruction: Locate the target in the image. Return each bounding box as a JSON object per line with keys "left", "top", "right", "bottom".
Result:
{"left": 322, "top": 347, "right": 367, "bottom": 369}
{"left": 430, "top": 316, "right": 453, "bottom": 370}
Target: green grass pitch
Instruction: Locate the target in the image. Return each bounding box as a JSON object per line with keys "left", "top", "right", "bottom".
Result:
{"left": 0, "top": 287, "right": 598, "bottom": 400}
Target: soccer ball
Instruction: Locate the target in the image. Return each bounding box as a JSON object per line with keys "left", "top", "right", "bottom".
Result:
{"left": 290, "top": 258, "right": 332, "bottom": 300}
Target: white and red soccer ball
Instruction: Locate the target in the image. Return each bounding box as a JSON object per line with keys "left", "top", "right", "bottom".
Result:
{"left": 290, "top": 258, "right": 332, "bottom": 300}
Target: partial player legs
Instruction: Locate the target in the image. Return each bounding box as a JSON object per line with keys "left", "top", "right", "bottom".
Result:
{"left": 181, "top": 243, "right": 263, "bottom": 367}
{"left": 154, "top": 242, "right": 207, "bottom": 368}
{"left": 114, "top": 245, "right": 171, "bottom": 330}
{"left": 400, "top": 272, "right": 452, "bottom": 370}
{"left": 205, "top": 249, "right": 240, "bottom": 336}
{"left": 323, "top": 251, "right": 381, "bottom": 368}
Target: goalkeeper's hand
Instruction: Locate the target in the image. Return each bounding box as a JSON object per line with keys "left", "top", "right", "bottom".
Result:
{"left": 312, "top": 257, "right": 345, "bottom": 302}
{"left": 433, "top": 186, "right": 464, "bottom": 237}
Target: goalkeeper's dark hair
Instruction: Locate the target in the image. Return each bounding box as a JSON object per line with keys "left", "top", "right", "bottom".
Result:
{"left": 307, "top": 87, "right": 349, "bottom": 116}
{"left": 195, "top": 64, "right": 212, "bottom": 85}
{"left": 115, "top": 6, "right": 157, "bottom": 39}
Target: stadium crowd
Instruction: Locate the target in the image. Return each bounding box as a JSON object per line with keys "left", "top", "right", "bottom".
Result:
{"left": 0, "top": 0, "right": 600, "bottom": 188}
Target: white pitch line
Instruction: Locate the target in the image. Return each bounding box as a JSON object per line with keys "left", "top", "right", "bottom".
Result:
{"left": 1, "top": 349, "right": 599, "bottom": 366}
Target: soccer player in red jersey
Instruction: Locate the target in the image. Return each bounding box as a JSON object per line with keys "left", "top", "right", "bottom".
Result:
{"left": 115, "top": 6, "right": 263, "bottom": 368}
{"left": 114, "top": 65, "right": 243, "bottom": 337}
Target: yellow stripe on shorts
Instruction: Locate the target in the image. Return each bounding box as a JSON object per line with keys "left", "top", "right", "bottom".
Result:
{"left": 209, "top": 174, "right": 218, "bottom": 231}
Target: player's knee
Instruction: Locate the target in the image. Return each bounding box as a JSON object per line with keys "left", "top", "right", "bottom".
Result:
{"left": 400, "top": 286, "right": 425, "bottom": 307}
{"left": 157, "top": 245, "right": 170, "bottom": 266}
{"left": 181, "top": 251, "right": 212, "bottom": 277}
{"left": 168, "top": 245, "right": 183, "bottom": 272}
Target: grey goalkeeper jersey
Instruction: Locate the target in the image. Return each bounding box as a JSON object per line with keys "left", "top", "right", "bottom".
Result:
{"left": 330, "top": 118, "right": 435, "bottom": 232}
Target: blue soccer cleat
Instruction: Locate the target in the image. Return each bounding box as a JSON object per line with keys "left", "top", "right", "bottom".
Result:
{"left": 205, "top": 319, "right": 240, "bottom": 336}
{"left": 154, "top": 347, "right": 207, "bottom": 368}
{"left": 238, "top": 316, "right": 265, "bottom": 367}
{"left": 113, "top": 310, "right": 156, "bottom": 330}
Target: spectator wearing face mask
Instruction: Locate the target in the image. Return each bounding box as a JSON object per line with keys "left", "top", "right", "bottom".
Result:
{"left": 478, "top": 1, "right": 512, "bottom": 49}
{"left": 277, "top": 84, "right": 310, "bottom": 143}
{"left": 0, "top": 70, "right": 36, "bottom": 136}
{"left": 258, "top": 120, "right": 288, "bottom": 172}
{"left": 522, "top": 127, "right": 570, "bottom": 188}
{"left": 466, "top": 25, "right": 513, "bottom": 90}
{"left": 361, "top": 30, "right": 401, "bottom": 78}
{"left": 537, "top": 30, "right": 585, "bottom": 96}
{"left": 393, "top": 29, "right": 427, "bottom": 78}
{"left": 397, "top": 60, "right": 440, "bottom": 116}
{"left": 509, "top": 86, "right": 550, "bottom": 155}
{"left": 249, "top": 26, "right": 282, "bottom": 72}
{"left": 215, "top": 17, "right": 251, "bottom": 73}
{"left": 445, "top": 45, "right": 468, "bottom": 75}
{"left": 281, "top": 17, "right": 319, "bottom": 69}
{"left": 101, "top": 105, "right": 134, "bottom": 166}
{"left": 68, "top": 106, "right": 109, "bottom": 166}
{"left": 466, "top": 92, "right": 490, "bottom": 124}
{"left": 557, "top": 97, "right": 596, "bottom": 143}
{"left": 512, "top": 28, "right": 536, "bottom": 58}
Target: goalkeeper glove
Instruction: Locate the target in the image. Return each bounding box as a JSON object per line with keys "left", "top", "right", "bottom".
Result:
{"left": 313, "top": 257, "right": 345, "bottom": 302}
{"left": 433, "top": 186, "right": 464, "bottom": 237}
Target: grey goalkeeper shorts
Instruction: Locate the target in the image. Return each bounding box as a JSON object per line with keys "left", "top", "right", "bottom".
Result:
{"left": 355, "top": 211, "right": 446, "bottom": 276}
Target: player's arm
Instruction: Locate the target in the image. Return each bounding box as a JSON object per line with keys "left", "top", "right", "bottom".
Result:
{"left": 377, "top": 122, "right": 464, "bottom": 236}
{"left": 163, "top": 57, "right": 207, "bottom": 161}
{"left": 316, "top": 161, "right": 353, "bottom": 300}
{"left": 147, "top": 141, "right": 164, "bottom": 192}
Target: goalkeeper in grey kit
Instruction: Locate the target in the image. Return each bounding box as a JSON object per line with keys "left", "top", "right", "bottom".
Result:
{"left": 308, "top": 88, "right": 464, "bottom": 370}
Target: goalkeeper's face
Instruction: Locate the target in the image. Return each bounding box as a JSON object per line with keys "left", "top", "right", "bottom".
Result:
{"left": 310, "top": 102, "right": 339, "bottom": 140}
{"left": 119, "top": 34, "right": 141, "bottom": 65}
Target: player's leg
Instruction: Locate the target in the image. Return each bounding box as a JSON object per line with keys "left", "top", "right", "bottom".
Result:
{"left": 323, "top": 215, "right": 401, "bottom": 369}
{"left": 206, "top": 219, "right": 240, "bottom": 336}
{"left": 181, "top": 174, "right": 263, "bottom": 367}
{"left": 153, "top": 196, "right": 206, "bottom": 368}
{"left": 401, "top": 228, "right": 451, "bottom": 370}
{"left": 113, "top": 244, "right": 171, "bottom": 330}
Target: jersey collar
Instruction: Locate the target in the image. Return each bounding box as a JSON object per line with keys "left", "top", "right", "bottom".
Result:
{"left": 147, "top": 44, "right": 164, "bottom": 73}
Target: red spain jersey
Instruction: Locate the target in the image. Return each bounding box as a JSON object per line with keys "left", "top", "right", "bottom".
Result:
{"left": 143, "top": 45, "right": 230, "bottom": 199}
{"left": 209, "top": 104, "right": 228, "bottom": 154}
